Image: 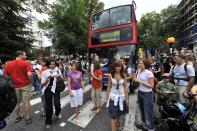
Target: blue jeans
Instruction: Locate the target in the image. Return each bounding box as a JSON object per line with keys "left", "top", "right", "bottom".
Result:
{"left": 138, "top": 91, "right": 154, "bottom": 130}
{"left": 33, "top": 75, "right": 41, "bottom": 93}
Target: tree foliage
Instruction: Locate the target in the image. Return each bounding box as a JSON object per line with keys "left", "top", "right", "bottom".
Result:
{"left": 0, "top": 0, "right": 48, "bottom": 61}
{"left": 138, "top": 5, "right": 180, "bottom": 53}
{"left": 16, "top": 0, "right": 48, "bottom": 13}
{"left": 39, "top": 0, "right": 104, "bottom": 55}
{"left": 0, "top": 0, "right": 33, "bottom": 61}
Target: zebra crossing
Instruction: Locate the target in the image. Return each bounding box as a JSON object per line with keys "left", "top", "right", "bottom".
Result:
{"left": 3, "top": 84, "right": 137, "bottom": 131}
{"left": 67, "top": 91, "right": 106, "bottom": 128}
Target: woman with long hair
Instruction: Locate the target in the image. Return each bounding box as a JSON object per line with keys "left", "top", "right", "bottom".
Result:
{"left": 133, "top": 59, "right": 155, "bottom": 131}
{"left": 41, "top": 59, "right": 63, "bottom": 128}
{"left": 105, "top": 60, "right": 129, "bottom": 131}
{"left": 68, "top": 61, "right": 85, "bottom": 120}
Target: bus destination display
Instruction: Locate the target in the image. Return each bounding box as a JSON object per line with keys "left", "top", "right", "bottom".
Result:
{"left": 99, "top": 30, "right": 120, "bottom": 43}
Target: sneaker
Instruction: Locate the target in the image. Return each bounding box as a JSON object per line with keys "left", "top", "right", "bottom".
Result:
{"left": 135, "top": 122, "right": 148, "bottom": 130}
{"left": 135, "top": 122, "right": 143, "bottom": 128}
{"left": 46, "top": 125, "right": 51, "bottom": 128}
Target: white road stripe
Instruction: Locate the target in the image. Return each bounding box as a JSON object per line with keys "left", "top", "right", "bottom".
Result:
{"left": 60, "top": 85, "right": 92, "bottom": 108}
{"left": 123, "top": 94, "right": 137, "bottom": 131}
{"left": 60, "top": 122, "right": 66, "bottom": 127}
{"left": 30, "top": 88, "right": 68, "bottom": 106}
{"left": 34, "top": 111, "right": 40, "bottom": 114}
{"left": 30, "top": 98, "right": 41, "bottom": 106}
{"left": 29, "top": 85, "right": 91, "bottom": 115}
{"left": 67, "top": 91, "right": 106, "bottom": 128}
{"left": 30, "top": 84, "right": 89, "bottom": 106}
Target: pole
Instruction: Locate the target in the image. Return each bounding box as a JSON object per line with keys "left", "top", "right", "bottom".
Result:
{"left": 170, "top": 43, "right": 172, "bottom": 55}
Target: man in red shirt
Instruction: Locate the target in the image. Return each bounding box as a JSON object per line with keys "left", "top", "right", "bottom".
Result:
{"left": 3, "top": 51, "right": 33, "bottom": 124}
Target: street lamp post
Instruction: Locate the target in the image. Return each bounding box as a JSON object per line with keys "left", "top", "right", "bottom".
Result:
{"left": 167, "top": 37, "right": 175, "bottom": 55}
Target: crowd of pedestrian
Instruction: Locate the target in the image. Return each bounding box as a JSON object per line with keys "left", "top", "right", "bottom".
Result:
{"left": 0, "top": 51, "right": 89, "bottom": 128}
{"left": 1, "top": 48, "right": 197, "bottom": 131}
{"left": 133, "top": 48, "right": 197, "bottom": 131}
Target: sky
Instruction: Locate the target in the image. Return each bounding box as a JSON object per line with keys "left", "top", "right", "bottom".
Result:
{"left": 40, "top": 0, "right": 181, "bottom": 46}
{"left": 46, "top": 0, "right": 181, "bottom": 21}
{"left": 99, "top": 0, "right": 181, "bottom": 21}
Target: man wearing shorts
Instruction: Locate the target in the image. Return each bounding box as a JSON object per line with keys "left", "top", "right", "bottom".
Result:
{"left": 3, "top": 51, "right": 33, "bottom": 124}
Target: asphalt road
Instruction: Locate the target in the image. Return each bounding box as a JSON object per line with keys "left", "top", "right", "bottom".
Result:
{"left": 2, "top": 84, "right": 138, "bottom": 131}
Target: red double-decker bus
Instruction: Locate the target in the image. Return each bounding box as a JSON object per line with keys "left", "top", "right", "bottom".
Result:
{"left": 88, "top": 2, "right": 138, "bottom": 86}
{"left": 88, "top": 1, "right": 137, "bottom": 61}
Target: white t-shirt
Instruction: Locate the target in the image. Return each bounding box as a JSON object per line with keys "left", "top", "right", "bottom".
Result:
{"left": 138, "top": 69, "right": 154, "bottom": 92}
{"left": 33, "top": 64, "right": 42, "bottom": 70}
{"left": 169, "top": 63, "right": 195, "bottom": 86}
{"left": 41, "top": 67, "right": 63, "bottom": 94}
{"left": 127, "top": 68, "right": 132, "bottom": 74}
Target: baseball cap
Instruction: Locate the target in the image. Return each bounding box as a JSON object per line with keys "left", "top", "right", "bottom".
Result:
{"left": 162, "top": 73, "right": 170, "bottom": 77}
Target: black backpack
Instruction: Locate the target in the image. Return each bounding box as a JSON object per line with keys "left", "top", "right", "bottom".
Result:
{"left": 0, "top": 76, "right": 17, "bottom": 121}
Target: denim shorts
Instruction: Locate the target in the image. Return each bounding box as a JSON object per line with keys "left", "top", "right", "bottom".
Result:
{"left": 108, "top": 99, "right": 126, "bottom": 119}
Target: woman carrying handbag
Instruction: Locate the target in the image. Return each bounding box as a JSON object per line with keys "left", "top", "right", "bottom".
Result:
{"left": 41, "top": 59, "right": 63, "bottom": 128}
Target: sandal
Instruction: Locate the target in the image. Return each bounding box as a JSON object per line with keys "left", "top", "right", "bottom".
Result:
{"left": 26, "top": 118, "right": 32, "bottom": 125}
{"left": 95, "top": 108, "right": 101, "bottom": 113}
{"left": 117, "top": 121, "right": 121, "bottom": 127}
{"left": 117, "top": 122, "right": 120, "bottom": 127}
{"left": 91, "top": 106, "right": 98, "bottom": 111}
{"left": 15, "top": 115, "right": 24, "bottom": 123}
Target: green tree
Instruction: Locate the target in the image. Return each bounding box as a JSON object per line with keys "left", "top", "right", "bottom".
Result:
{"left": 138, "top": 11, "right": 162, "bottom": 49}
{"left": 0, "top": 0, "right": 33, "bottom": 61}
{"left": 0, "top": 0, "right": 48, "bottom": 61}
{"left": 160, "top": 5, "right": 180, "bottom": 37}
{"left": 138, "top": 5, "right": 180, "bottom": 54}
{"left": 16, "top": 0, "right": 48, "bottom": 13}
{"left": 39, "top": 0, "right": 104, "bottom": 55}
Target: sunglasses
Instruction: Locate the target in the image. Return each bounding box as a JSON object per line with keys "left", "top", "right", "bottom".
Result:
{"left": 116, "top": 81, "right": 119, "bottom": 89}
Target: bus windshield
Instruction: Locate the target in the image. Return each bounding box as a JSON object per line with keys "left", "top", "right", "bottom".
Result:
{"left": 90, "top": 45, "right": 136, "bottom": 66}
{"left": 92, "top": 5, "right": 131, "bottom": 30}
